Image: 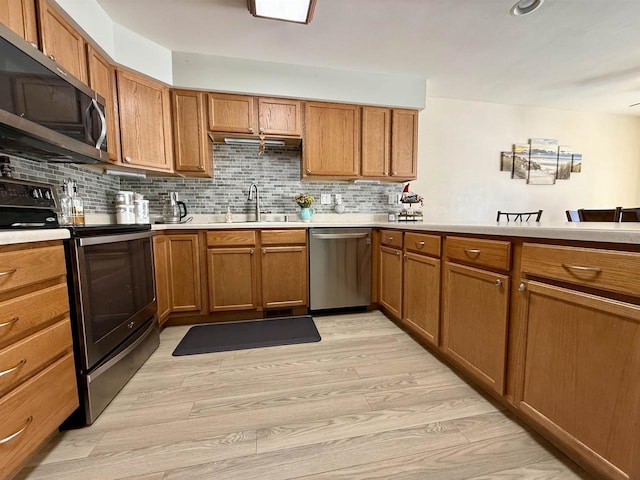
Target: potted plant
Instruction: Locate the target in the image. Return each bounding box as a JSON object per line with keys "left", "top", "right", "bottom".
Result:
{"left": 294, "top": 193, "right": 315, "bottom": 222}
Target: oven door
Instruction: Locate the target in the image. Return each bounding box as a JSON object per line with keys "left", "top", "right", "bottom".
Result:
{"left": 71, "top": 231, "right": 156, "bottom": 372}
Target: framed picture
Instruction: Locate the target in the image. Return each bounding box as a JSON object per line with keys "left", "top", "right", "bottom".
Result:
{"left": 556, "top": 145, "right": 572, "bottom": 180}
{"left": 571, "top": 153, "right": 582, "bottom": 173}
{"left": 528, "top": 139, "right": 557, "bottom": 185}
{"left": 500, "top": 151, "right": 514, "bottom": 171}
{"left": 512, "top": 144, "right": 529, "bottom": 179}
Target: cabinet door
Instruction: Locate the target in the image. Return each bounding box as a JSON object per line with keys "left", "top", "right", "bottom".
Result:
{"left": 518, "top": 281, "right": 640, "bottom": 480}
{"left": 390, "top": 109, "right": 418, "bottom": 179}
{"left": 379, "top": 245, "right": 403, "bottom": 319}
{"left": 403, "top": 252, "right": 440, "bottom": 346}
{"left": 0, "top": 0, "right": 38, "bottom": 46}
{"left": 303, "top": 102, "right": 360, "bottom": 177}
{"left": 258, "top": 97, "right": 301, "bottom": 137}
{"left": 117, "top": 69, "right": 173, "bottom": 171}
{"left": 86, "top": 45, "right": 121, "bottom": 163}
{"left": 261, "top": 245, "right": 308, "bottom": 308}
{"left": 208, "top": 93, "right": 256, "bottom": 134}
{"left": 361, "top": 106, "right": 390, "bottom": 178}
{"left": 153, "top": 236, "right": 171, "bottom": 325}
{"left": 207, "top": 247, "right": 258, "bottom": 311}
{"left": 37, "top": 0, "right": 87, "bottom": 82}
{"left": 171, "top": 90, "right": 212, "bottom": 177}
{"left": 443, "top": 262, "right": 509, "bottom": 394}
{"left": 167, "top": 234, "right": 202, "bottom": 313}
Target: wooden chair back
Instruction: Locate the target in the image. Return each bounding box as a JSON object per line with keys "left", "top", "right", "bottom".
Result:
{"left": 577, "top": 207, "right": 622, "bottom": 222}
{"left": 496, "top": 210, "right": 543, "bottom": 222}
{"left": 620, "top": 208, "right": 640, "bottom": 222}
{"left": 565, "top": 210, "right": 579, "bottom": 222}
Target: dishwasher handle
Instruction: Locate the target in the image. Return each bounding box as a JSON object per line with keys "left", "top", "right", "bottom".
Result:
{"left": 311, "top": 232, "right": 370, "bottom": 240}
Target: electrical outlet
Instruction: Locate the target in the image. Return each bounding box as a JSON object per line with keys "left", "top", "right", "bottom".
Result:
{"left": 388, "top": 193, "right": 399, "bottom": 205}
{"left": 335, "top": 194, "right": 343, "bottom": 204}
{"left": 320, "top": 194, "right": 331, "bottom": 205}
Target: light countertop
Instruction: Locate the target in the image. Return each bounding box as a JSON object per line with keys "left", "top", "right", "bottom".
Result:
{"left": 0, "top": 228, "right": 70, "bottom": 246}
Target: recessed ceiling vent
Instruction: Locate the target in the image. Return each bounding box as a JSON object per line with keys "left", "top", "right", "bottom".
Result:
{"left": 510, "top": 0, "right": 544, "bottom": 16}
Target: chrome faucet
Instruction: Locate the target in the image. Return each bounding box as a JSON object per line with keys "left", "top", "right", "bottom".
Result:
{"left": 247, "top": 183, "right": 260, "bottom": 222}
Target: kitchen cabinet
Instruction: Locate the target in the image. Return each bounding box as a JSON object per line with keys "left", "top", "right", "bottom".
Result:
{"left": 515, "top": 243, "right": 640, "bottom": 480}
{"left": 303, "top": 102, "right": 360, "bottom": 178}
{"left": 361, "top": 106, "right": 391, "bottom": 178}
{"left": 153, "top": 233, "right": 203, "bottom": 323}
{"left": 0, "top": 241, "right": 78, "bottom": 480}
{"left": 260, "top": 230, "right": 307, "bottom": 308}
{"left": 207, "top": 230, "right": 259, "bottom": 312}
{"left": 86, "top": 44, "right": 121, "bottom": 164}
{"left": 442, "top": 236, "right": 511, "bottom": 395}
{"left": 208, "top": 93, "right": 301, "bottom": 138}
{"left": 171, "top": 90, "right": 212, "bottom": 177}
{"left": 117, "top": 69, "right": 173, "bottom": 172}
{"left": 402, "top": 232, "right": 441, "bottom": 347}
{"left": 379, "top": 230, "right": 403, "bottom": 319}
{"left": 390, "top": 109, "right": 418, "bottom": 179}
{"left": 0, "top": 0, "right": 38, "bottom": 46}
{"left": 37, "top": 0, "right": 87, "bottom": 82}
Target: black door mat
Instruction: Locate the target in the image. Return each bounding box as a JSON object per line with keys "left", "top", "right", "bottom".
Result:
{"left": 172, "top": 316, "right": 321, "bottom": 356}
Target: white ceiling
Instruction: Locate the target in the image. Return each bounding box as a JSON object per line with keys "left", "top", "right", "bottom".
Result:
{"left": 97, "top": 0, "right": 640, "bottom": 116}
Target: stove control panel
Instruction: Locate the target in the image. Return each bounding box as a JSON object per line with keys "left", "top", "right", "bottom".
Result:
{"left": 0, "top": 178, "right": 58, "bottom": 209}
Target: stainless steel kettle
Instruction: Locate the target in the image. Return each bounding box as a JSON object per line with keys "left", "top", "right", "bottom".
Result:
{"left": 162, "top": 192, "right": 187, "bottom": 223}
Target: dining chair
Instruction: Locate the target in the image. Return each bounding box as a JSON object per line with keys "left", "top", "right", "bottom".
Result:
{"left": 565, "top": 210, "right": 580, "bottom": 222}
{"left": 577, "top": 207, "right": 622, "bottom": 222}
{"left": 496, "top": 209, "right": 543, "bottom": 222}
{"left": 620, "top": 207, "right": 640, "bottom": 222}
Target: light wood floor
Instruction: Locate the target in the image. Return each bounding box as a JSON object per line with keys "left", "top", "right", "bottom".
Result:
{"left": 17, "top": 312, "right": 592, "bottom": 480}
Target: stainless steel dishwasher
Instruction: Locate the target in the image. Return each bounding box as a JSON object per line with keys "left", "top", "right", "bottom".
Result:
{"left": 309, "top": 228, "right": 372, "bottom": 311}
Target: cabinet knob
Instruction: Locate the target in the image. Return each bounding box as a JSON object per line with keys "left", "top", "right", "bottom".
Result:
{"left": 259, "top": 127, "right": 264, "bottom": 133}
{"left": 494, "top": 279, "right": 502, "bottom": 287}
{"left": 396, "top": 251, "right": 401, "bottom": 257}
{"left": 262, "top": 248, "right": 266, "bottom": 254}
{"left": 248, "top": 127, "right": 254, "bottom": 133}
{"left": 306, "top": 169, "right": 311, "bottom": 174}
{"left": 388, "top": 237, "right": 393, "bottom": 241}
{"left": 518, "top": 282, "right": 526, "bottom": 291}
{"left": 124, "top": 156, "right": 132, "bottom": 163}
{"left": 392, "top": 171, "right": 398, "bottom": 176}
{"left": 249, "top": 248, "right": 254, "bottom": 255}
{"left": 198, "top": 165, "right": 204, "bottom": 170}
{"left": 48, "top": 54, "right": 56, "bottom": 61}
{"left": 384, "top": 171, "right": 388, "bottom": 175}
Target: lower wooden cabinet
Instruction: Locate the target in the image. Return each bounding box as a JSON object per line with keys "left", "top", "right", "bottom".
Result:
{"left": 403, "top": 251, "right": 440, "bottom": 346}
{"left": 517, "top": 280, "right": 640, "bottom": 480}
{"left": 261, "top": 245, "right": 308, "bottom": 308}
{"left": 207, "top": 246, "right": 259, "bottom": 312}
{"left": 442, "top": 262, "right": 509, "bottom": 394}
{"left": 153, "top": 233, "right": 203, "bottom": 324}
{"left": 379, "top": 245, "right": 403, "bottom": 318}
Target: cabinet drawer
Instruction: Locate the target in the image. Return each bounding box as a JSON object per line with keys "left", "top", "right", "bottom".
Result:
{"left": 0, "top": 352, "right": 78, "bottom": 480}
{"left": 380, "top": 229, "right": 403, "bottom": 249}
{"left": 207, "top": 230, "right": 256, "bottom": 247}
{"left": 261, "top": 229, "right": 306, "bottom": 245}
{"left": 521, "top": 243, "right": 640, "bottom": 297}
{"left": 0, "top": 318, "right": 72, "bottom": 396}
{"left": 446, "top": 236, "right": 511, "bottom": 271}
{"left": 0, "top": 283, "right": 69, "bottom": 349}
{"left": 404, "top": 232, "right": 440, "bottom": 257}
{"left": 0, "top": 245, "right": 66, "bottom": 294}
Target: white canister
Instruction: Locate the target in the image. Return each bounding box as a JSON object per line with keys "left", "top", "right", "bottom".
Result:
{"left": 116, "top": 204, "right": 136, "bottom": 224}
{"left": 115, "top": 191, "right": 134, "bottom": 205}
{"left": 135, "top": 199, "right": 149, "bottom": 224}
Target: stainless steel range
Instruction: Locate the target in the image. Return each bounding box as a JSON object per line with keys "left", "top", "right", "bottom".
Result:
{"left": 0, "top": 177, "right": 159, "bottom": 426}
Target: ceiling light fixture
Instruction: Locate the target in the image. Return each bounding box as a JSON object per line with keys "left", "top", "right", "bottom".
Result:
{"left": 247, "top": 0, "right": 316, "bottom": 24}
{"left": 510, "top": 0, "right": 544, "bottom": 16}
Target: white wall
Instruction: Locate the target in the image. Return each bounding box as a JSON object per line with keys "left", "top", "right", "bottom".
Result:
{"left": 172, "top": 52, "right": 426, "bottom": 109}
{"left": 412, "top": 97, "right": 640, "bottom": 222}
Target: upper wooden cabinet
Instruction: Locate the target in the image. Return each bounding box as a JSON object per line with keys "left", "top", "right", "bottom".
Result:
{"left": 86, "top": 45, "right": 121, "bottom": 164}
{"left": 117, "top": 69, "right": 173, "bottom": 172}
{"left": 37, "top": 0, "right": 87, "bottom": 82}
{"left": 303, "top": 102, "right": 360, "bottom": 178}
{"left": 391, "top": 109, "right": 418, "bottom": 179}
{"left": 0, "top": 0, "right": 38, "bottom": 46}
{"left": 362, "top": 107, "right": 418, "bottom": 180}
{"left": 171, "top": 90, "right": 212, "bottom": 177}
{"left": 208, "top": 93, "right": 301, "bottom": 138}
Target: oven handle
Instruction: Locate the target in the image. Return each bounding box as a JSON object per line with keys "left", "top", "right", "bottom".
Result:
{"left": 87, "top": 320, "right": 157, "bottom": 382}
{"left": 78, "top": 231, "right": 153, "bottom": 246}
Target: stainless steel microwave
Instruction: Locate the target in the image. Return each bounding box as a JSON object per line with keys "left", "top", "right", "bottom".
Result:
{"left": 0, "top": 22, "right": 108, "bottom": 164}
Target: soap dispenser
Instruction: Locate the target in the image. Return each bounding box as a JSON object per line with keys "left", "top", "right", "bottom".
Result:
{"left": 225, "top": 206, "right": 233, "bottom": 223}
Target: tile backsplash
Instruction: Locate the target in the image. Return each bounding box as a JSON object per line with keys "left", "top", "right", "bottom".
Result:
{"left": 5, "top": 143, "right": 404, "bottom": 217}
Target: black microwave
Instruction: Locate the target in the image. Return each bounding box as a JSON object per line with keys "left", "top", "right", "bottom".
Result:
{"left": 0, "top": 23, "right": 108, "bottom": 164}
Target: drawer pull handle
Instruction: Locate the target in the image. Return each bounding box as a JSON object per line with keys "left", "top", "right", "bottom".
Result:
{"left": 0, "top": 416, "right": 32, "bottom": 445}
{"left": 416, "top": 241, "right": 425, "bottom": 247}
{"left": 0, "top": 268, "right": 17, "bottom": 277}
{"left": 464, "top": 249, "right": 481, "bottom": 255}
{"left": 388, "top": 237, "right": 393, "bottom": 241}
{"left": 562, "top": 264, "right": 602, "bottom": 273}
{"left": 0, "top": 316, "right": 19, "bottom": 329}
{"left": 0, "top": 359, "right": 26, "bottom": 377}
{"left": 495, "top": 279, "right": 502, "bottom": 287}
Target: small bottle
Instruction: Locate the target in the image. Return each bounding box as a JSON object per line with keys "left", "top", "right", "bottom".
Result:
{"left": 70, "top": 180, "right": 85, "bottom": 226}
{"left": 59, "top": 180, "right": 73, "bottom": 225}
{"left": 225, "top": 206, "right": 233, "bottom": 223}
